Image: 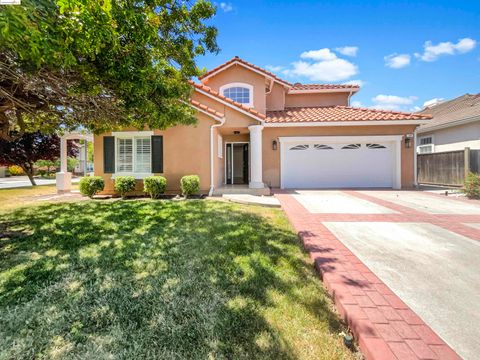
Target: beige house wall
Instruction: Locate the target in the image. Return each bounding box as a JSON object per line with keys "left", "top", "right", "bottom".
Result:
{"left": 418, "top": 121, "right": 480, "bottom": 152}
{"left": 94, "top": 112, "right": 216, "bottom": 194}
{"left": 285, "top": 93, "right": 349, "bottom": 107}
{"left": 201, "top": 65, "right": 267, "bottom": 114}
{"left": 262, "top": 125, "right": 417, "bottom": 189}
{"left": 266, "top": 83, "right": 286, "bottom": 111}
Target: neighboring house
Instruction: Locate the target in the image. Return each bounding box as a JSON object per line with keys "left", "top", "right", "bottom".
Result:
{"left": 93, "top": 56, "right": 431, "bottom": 194}
{"left": 417, "top": 94, "right": 480, "bottom": 154}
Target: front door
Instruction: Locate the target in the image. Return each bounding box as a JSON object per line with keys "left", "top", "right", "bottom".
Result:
{"left": 226, "top": 143, "right": 249, "bottom": 184}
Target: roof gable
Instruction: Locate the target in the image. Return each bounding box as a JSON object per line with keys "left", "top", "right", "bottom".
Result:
{"left": 199, "top": 56, "right": 292, "bottom": 88}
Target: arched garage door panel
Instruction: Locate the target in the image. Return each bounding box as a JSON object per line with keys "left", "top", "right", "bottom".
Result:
{"left": 281, "top": 140, "right": 397, "bottom": 189}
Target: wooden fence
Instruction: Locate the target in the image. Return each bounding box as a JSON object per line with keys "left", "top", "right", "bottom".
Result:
{"left": 417, "top": 148, "right": 480, "bottom": 186}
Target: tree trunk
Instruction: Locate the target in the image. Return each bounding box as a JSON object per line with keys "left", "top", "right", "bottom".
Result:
{"left": 26, "top": 172, "right": 37, "bottom": 186}
{"left": 21, "top": 164, "right": 36, "bottom": 186}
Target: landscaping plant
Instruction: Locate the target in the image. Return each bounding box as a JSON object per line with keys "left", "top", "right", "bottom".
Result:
{"left": 181, "top": 175, "right": 200, "bottom": 197}
{"left": 7, "top": 165, "right": 24, "bottom": 176}
{"left": 144, "top": 176, "right": 167, "bottom": 199}
{"left": 463, "top": 172, "right": 480, "bottom": 199}
{"left": 0, "top": 132, "right": 77, "bottom": 185}
{"left": 79, "top": 176, "right": 105, "bottom": 198}
{"left": 114, "top": 176, "right": 136, "bottom": 199}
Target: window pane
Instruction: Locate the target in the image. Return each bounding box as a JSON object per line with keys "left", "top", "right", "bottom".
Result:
{"left": 117, "top": 138, "right": 133, "bottom": 172}
{"left": 135, "top": 138, "right": 151, "bottom": 173}
{"left": 223, "top": 86, "right": 250, "bottom": 104}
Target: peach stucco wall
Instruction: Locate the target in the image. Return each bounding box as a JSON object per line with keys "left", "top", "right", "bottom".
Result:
{"left": 201, "top": 65, "right": 267, "bottom": 114}
{"left": 285, "top": 92, "right": 349, "bottom": 108}
{"left": 94, "top": 112, "right": 216, "bottom": 194}
{"left": 262, "top": 125, "right": 417, "bottom": 189}
{"left": 266, "top": 82, "right": 286, "bottom": 111}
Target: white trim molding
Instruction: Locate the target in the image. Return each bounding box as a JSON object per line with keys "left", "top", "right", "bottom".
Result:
{"left": 278, "top": 135, "right": 403, "bottom": 190}
{"left": 219, "top": 82, "right": 254, "bottom": 108}
{"left": 265, "top": 120, "right": 429, "bottom": 127}
{"left": 112, "top": 131, "right": 154, "bottom": 137}
{"left": 288, "top": 88, "right": 360, "bottom": 94}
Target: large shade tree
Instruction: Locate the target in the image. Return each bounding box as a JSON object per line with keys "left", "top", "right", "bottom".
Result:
{"left": 0, "top": 132, "right": 77, "bottom": 185}
{"left": 0, "top": 0, "right": 218, "bottom": 140}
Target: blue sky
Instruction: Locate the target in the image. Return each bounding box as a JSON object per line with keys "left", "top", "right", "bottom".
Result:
{"left": 197, "top": 0, "right": 480, "bottom": 112}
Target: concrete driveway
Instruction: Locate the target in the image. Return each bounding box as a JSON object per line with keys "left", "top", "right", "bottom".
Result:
{"left": 277, "top": 190, "right": 480, "bottom": 360}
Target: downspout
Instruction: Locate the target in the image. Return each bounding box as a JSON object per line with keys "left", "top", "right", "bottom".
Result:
{"left": 413, "top": 127, "right": 418, "bottom": 188}
{"left": 347, "top": 90, "right": 354, "bottom": 106}
{"left": 209, "top": 116, "right": 226, "bottom": 196}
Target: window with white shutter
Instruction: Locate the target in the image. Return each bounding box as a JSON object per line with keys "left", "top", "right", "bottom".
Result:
{"left": 115, "top": 136, "right": 151, "bottom": 174}
{"left": 117, "top": 138, "right": 133, "bottom": 172}
{"left": 135, "top": 138, "right": 151, "bottom": 173}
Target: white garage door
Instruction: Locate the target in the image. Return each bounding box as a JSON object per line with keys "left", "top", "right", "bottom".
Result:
{"left": 281, "top": 137, "right": 400, "bottom": 189}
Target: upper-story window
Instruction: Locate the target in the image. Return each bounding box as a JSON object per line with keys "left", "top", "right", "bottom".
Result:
{"left": 219, "top": 83, "right": 254, "bottom": 107}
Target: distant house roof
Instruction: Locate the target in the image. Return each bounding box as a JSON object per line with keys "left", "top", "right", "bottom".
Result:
{"left": 418, "top": 94, "right": 480, "bottom": 132}
{"left": 266, "top": 106, "right": 431, "bottom": 124}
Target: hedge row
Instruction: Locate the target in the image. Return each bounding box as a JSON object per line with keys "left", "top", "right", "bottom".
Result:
{"left": 79, "top": 175, "right": 200, "bottom": 199}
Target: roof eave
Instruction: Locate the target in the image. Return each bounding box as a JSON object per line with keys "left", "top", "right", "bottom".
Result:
{"left": 264, "top": 119, "right": 431, "bottom": 127}
{"left": 417, "top": 114, "right": 480, "bottom": 133}
{"left": 288, "top": 88, "right": 360, "bottom": 94}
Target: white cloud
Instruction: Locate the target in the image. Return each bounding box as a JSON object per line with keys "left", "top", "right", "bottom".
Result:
{"left": 384, "top": 54, "right": 411, "bottom": 69}
{"left": 265, "top": 65, "right": 284, "bottom": 72}
{"left": 350, "top": 100, "right": 364, "bottom": 108}
{"left": 423, "top": 98, "right": 444, "bottom": 108}
{"left": 219, "top": 2, "right": 233, "bottom": 12}
{"left": 300, "top": 48, "right": 338, "bottom": 61}
{"left": 336, "top": 46, "right": 358, "bottom": 57}
{"left": 371, "top": 94, "right": 418, "bottom": 111}
{"left": 415, "top": 37, "right": 476, "bottom": 62}
{"left": 342, "top": 79, "right": 365, "bottom": 86}
{"left": 284, "top": 59, "right": 358, "bottom": 82}
{"left": 281, "top": 48, "right": 358, "bottom": 82}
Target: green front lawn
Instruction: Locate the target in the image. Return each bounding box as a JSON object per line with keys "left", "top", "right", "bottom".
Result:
{"left": 0, "top": 200, "right": 355, "bottom": 359}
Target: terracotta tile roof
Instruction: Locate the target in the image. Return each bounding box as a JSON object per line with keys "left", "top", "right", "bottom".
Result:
{"left": 266, "top": 106, "right": 432, "bottom": 123}
{"left": 198, "top": 56, "right": 292, "bottom": 87}
{"left": 190, "top": 81, "right": 266, "bottom": 120}
{"left": 189, "top": 99, "right": 224, "bottom": 119}
{"left": 289, "top": 83, "right": 360, "bottom": 91}
{"left": 418, "top": 93, "right": 480, "bottom": 130}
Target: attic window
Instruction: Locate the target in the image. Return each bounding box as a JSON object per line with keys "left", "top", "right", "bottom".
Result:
{"left": 219, "top": 82, "right": 253, "bottom": 107}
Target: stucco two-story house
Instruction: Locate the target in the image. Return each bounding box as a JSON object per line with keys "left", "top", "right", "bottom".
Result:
{"left": 416, "top": 94, "right": 480, "bottom": 154}
{"left": 93, "top": 56, "right": 431, "bottom": 194}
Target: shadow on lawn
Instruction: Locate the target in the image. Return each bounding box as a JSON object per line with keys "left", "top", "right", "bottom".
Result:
{"left": 0, "top": 200, "right": 349, "bottom": 359}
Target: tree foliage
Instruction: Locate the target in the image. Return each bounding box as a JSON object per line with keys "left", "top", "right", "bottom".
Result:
{"left": 0, "top": 132, "right": 77, "bottom": 185}
{"left": 0, "top": 0, "right": 218, "bottom": 140}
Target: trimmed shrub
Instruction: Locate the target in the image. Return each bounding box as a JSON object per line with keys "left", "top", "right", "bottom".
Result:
{"left": 181, "top": 175, "right": 200, "bottom": 196}
{"left": 8, "top": 165, "right": 24, "bottom": 176}
{"left": 114, "top": 176, "right": 136, "bottom": 198}
{"left": 463, "top": 172, "right": 480, "bottom": 199}
{"left": 79, "top": 176, "right": 105, "bottom": 198}
{"left": 144, "top": 176, "right": 167, "bottom": 199}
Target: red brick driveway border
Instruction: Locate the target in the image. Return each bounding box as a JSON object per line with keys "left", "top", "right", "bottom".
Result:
{"left": 275, "top": 190, "right": 465, "bottom": 360}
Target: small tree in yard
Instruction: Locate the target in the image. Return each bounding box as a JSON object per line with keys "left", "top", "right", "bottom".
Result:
{"left": 0, "top": 132, "right": 77, "bottom": 185}
{"left": 464, "top": 172, "right": 480, "bottom": 199}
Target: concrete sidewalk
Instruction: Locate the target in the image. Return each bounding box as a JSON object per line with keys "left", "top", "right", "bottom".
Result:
{"left": 0, "top": 176, "right": 80, "bottom": 189}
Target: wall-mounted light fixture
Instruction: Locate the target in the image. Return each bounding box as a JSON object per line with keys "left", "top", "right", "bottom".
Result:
{"left": 405, "top": 133, "right": 414, "bottom": 148}
{"left": 272, "top": 140, "right": 278, "bottom": 150}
